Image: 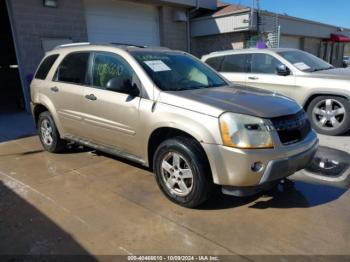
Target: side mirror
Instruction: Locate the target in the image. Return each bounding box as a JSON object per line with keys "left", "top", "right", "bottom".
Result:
{"left": 106, "top": 77, "right": 140, "bottom": 97}
{"left": 129, "top": 83, "right": 140, "bottom": 97}
{"left": 276, "top": 64, "right": 290, "bottom": 76}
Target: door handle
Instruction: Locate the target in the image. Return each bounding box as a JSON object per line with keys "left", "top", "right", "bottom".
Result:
{"left": 50, "top": 86, "right": 59, "bottom": 92}
{"left": 248, "top": 76, "right": 259, "bottom": 80}
{"left": 85, "top": 94, "right": 97, "bottom": 101}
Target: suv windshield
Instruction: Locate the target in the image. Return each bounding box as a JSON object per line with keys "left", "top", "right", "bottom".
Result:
{"left": 131, "top": 51, "right": 227, "bottom": 91}
{"left": 278, "top": 50, "right": 334, "bottom": 72}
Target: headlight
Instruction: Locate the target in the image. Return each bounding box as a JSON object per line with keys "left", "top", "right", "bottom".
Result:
{"left": 219, "top": 113, "right": 274, "bottom": 149}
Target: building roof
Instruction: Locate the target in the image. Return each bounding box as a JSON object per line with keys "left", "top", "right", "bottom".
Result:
{"left": 191, "top": 1, "right": 350, "bottom": 38}
{"left": 192, "top": 1, "right": 248, "bottom": 18}
{"left": 214, "top": 1, "right": 247, "bottom": 15}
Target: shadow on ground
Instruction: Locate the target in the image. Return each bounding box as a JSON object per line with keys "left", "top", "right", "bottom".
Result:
{"left": 0, "top": 181, "right": 96, "bottom": 259}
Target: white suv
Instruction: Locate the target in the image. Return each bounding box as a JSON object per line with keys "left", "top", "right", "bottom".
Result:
{"left": 202, "top": 48, "right": 350, "bottom": 136}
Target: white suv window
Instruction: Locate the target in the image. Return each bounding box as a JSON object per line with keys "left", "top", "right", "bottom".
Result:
{"left": 221, "top": 54, "right": 248, "bottom": 73}
{"left": 250, "top": 54, "right": 281, "bottom": 74}
{"left": 205, "top": 56, "right": 223, "bottom": 71}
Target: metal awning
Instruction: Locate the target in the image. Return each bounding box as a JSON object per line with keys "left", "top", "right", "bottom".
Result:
{"left": 328, "top": 33, "right": 350, "bottom": 42}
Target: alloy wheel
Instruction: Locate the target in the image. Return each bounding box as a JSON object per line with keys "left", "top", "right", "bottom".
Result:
{"left": 160, "top": 152, "right": 194, "bottom": 197}
{"left": 40, "top": 119, "right": 54, "bottom": 146}
{"left": 312, "top": 99, "right": 346, "bottom": 130}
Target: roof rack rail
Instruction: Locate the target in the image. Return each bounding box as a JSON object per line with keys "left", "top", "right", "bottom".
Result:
{"left": 53, "top": 42, "right": 171, "bottom": 51}
{"left": 54, "top": 42, "right": 91, "bottom": 50}
{"left": 111, "top": 42, "right": 147, "bottom": 48}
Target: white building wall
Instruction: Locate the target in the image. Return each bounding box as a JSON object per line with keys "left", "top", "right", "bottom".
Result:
{"left": 191, "top": 11, "right": 251, "bottom": 37}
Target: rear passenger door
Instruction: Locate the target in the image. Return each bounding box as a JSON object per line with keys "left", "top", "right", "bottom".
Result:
{"left": 51, "top": 52, "right": 90, "bottom": 138}
{"left": 220, "top": 54, "right": 249, "bottom": 85}
{"left": 245, "top": 53, "right": 296, "bottom": 97}
{"left": 82, "top": 52, "right": 142, "bottom": 156}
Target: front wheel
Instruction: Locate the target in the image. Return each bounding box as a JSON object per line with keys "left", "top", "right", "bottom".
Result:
{"left": 307, "top": 96, "right": 350, "bottom": 136}
{"left": 153, "top": 137, "right": 213, "bottom": 208}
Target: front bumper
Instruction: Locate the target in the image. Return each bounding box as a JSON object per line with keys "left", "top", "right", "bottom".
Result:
{"left": 203, "top": 131, "right": 318, "bottom": 187}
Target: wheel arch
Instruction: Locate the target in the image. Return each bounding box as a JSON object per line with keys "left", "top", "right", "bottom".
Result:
{"left": 303, "top": 93, "right": 350, "bottom": 111}
{"left": 33, "top": 104, "right": 49, "bottom": 126}
{"left": 32, "top": 96, "right": 63, "bottom": 135}
{"left": 147, "top": 127, "right": 212, "bottom": 175}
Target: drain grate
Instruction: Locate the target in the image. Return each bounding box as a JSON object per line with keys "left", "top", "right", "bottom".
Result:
{"left": 305, "top": 146, "right": 350, "bottom": 178}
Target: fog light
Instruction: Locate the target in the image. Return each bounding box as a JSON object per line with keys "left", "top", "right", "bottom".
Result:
{"left": 251, "top": 162, "right": 264, "bottom": 173}
{"left": 43, "top": 0, "right": 58, "bottom": 8}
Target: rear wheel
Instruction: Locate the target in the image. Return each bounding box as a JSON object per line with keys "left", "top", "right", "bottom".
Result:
{"left": 153, "top": 137, "right": 213, "bottom": 208}
{"left": 38, "top": 111, "right": 66, "bottom": 153}
{"left": 307, "top": 96, "right": 350, "bottom": 136}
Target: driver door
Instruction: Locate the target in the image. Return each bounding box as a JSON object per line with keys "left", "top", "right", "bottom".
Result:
{"left": 245, "top": 53, "right": 296, "bottom": 98}
{"left": 82, "top": 52, "right": 142, "bottom": 156}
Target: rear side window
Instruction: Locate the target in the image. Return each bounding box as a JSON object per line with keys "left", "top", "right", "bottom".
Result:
{"left": 205, "top": 56, "right": 223, "bottom": 71}
{"left": 35, "top": 55, "right": 59, "bottom": 80}
{"left": 222, "top": 54, "right": 249, "bottom": 73}
{"left": 55, "top": 52, "right": 90, "bottom": 85}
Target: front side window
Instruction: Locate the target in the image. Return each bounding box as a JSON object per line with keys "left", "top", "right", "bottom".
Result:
{"left": 221, "top": 54, "right": 248, "bottom": 73}
{"left": 250, "top": 54, "right": 282, "bottom": 74}
{"left": 278, "top": 50, "right": 334, "bottom": 72}
{"left": 92, "top": 53, "right": 134, "bottom": 93}
{"left": 131, "top": 51, "right": 227, "bottom": 91}
{"left": 35, "top": 54, "right": 59, "bottom": 80}
{"left": 55, "top": 52, "right": 90, "bottom": 85}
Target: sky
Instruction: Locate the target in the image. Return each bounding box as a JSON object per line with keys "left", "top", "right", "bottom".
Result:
{"left": 225, "top": 0, "right": 350, "bottom": 29}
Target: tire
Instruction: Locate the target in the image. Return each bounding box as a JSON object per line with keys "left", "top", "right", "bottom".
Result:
{"left": 153, "top": 137, "right": 213, "bottom": 208}
{"left": 38, "top": 111, "right": 66, "bottom": 153}
{"left": 307, "top": 96, "right": 350, "bottom": 136}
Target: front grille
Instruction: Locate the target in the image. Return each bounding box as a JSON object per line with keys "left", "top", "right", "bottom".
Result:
{"left": 270, "top": 110, "right": 311, "bottom": 145}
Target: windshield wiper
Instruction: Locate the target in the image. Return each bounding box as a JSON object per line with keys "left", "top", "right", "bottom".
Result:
{"left": 209, "top": 83, "right": 227, "bottom": 88}
{"left": 173, "top": 83, "right": 226, "bottom": 91}
{"left": 311, "top": 66, "right": 335, "bottom": 72}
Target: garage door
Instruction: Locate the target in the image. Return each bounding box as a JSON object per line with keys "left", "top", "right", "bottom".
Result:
{"left": 84, "top": 0, "right": 160, "bottom": 46}
{"left": 280, "top": 36, "right": 301, "bottom": 49}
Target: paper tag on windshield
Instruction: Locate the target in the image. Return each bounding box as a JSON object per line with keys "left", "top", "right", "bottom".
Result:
{"left": 144, "top": 60, "right": 171, "bottom": 72}
{"left": 294, "top": 62, "right": 311, "bottom": 71}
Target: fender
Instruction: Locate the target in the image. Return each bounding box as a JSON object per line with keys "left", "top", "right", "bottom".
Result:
{"left": 302, "top": 91, "right": 350, "bottom": 108}
{"left": 34, "top": 94, "right": 64, "bottom": 136}
{"left": 142, "top": 106, "right": 222, "bottom": 166}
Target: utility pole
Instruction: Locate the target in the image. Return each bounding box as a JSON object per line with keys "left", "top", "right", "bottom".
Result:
{"left": 256, "top": 0, "right": 261, "bottom": 39}
{"left": 249, "top": 0, "right": 262, "bottom": 47}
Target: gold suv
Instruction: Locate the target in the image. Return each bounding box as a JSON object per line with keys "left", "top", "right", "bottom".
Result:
{"left": 31, "top": 43, "right": 318, "bottom": 207}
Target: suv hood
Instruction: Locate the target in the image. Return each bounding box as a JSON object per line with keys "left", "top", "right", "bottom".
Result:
{"left": 159, "top": 85, "right": 301, "bottom": 118}
{"left": 308, "top": 68, "right": 350, "bottom": 80}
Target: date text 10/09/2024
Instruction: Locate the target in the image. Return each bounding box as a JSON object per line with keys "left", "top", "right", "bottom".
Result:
{"left": 127, "top": 256, "right": 220, "bottom": 261}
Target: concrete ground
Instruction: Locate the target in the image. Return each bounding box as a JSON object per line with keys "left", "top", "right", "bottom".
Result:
{"left": 0, "top": 132, "right": 349, "bottom": 257}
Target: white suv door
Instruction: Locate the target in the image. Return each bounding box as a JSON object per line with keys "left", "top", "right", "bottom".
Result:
{"left": 219, "top": 54, "right": 249, "bottom": 85}
{"left": 245, "top": 53, "right": 296, "bottom": 98}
